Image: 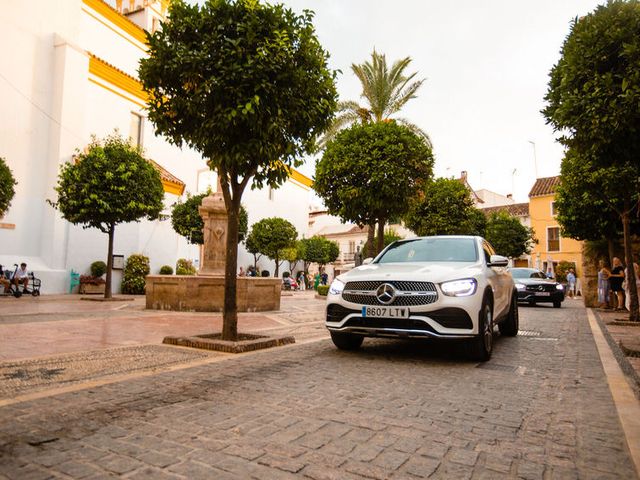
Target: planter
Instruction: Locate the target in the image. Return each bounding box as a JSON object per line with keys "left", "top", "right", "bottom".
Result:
{"left": 79, "top": 283, "right": 105, "bottom": 295}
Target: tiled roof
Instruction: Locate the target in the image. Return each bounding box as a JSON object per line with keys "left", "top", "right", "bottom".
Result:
{"left": 529, "top": 176, "right": 560, "bottom": 197}
{"left": 480, "top": 202, "right": 529, "bottom": 217}
{"left": 147, "top": 158, "right": 185, "bottom": 195}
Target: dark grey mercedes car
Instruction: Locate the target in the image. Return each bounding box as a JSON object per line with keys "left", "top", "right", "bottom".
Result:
{"left": 510, "top": 268, "right": 565, "bottom": 308}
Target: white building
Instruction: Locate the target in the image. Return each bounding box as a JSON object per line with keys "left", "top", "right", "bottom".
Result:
{"left": 0, "top": 0, "right": 312, "bottom": 293}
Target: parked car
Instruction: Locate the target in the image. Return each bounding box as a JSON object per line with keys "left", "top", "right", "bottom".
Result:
{"left": 325, "top": 236, "right": 519, "bottom": 361}
{"left": 510, "top": 267, "right": 565, "bottom": 308}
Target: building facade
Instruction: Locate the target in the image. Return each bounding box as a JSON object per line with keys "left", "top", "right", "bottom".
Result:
{"left": 1, "top": 0, "right": 312, "bottom": 293}
{"left": 528, "top": 176, "right": 583, "bottom": 277}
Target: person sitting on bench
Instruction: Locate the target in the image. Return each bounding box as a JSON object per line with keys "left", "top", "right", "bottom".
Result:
{"left": 0, "top": 265, "right": 10, "bottom": 293}
{"left": 13, "top": 263, "right": 30, "bottom": 293}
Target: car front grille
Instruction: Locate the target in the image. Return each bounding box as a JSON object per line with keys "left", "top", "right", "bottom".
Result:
{"left": 342, "top": 281, "right": 438, "bottom": 306}
{"left": 525, "top": 284, "right": 557, "bottom": 293}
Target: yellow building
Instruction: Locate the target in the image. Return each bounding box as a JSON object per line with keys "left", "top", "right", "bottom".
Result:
{"left": 529, "top": 177, "right": 583, "bottom": 277}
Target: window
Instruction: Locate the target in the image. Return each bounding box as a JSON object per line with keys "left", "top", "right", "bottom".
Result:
{"left": 130, "top": 113, "right": 144, "bottom": 147}
{"left": 550, "top": 201, "right": 557, "bottom": 216}
{"left": 547, "top": 227, "right": 560, "bottom": 252}
{"left": 348, "top": 241, "right": 355, "bottom": 254}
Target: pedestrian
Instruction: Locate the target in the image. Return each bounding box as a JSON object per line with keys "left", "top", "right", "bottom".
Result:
{"left": 624, "top": 261, "right": 640, "bottom": 312}
{"left": 238, "top": 266, "right": 246, "bottom": 277}
{"left": 313, "top": 273, "right": 320, "bottom": 290}
{"left": 597, "top": 259, "right": 611, "bottom": 309}
{"left": 321, "top": 272, "right": 328, "bottom": 286}
{"left": 546, "top": 267, "right": 554, "bottom": 279}
{"left": 297, "top": 271, "right": 306, "bottom": 291}
{"left": 566, "top": 269, "right": 576, "bottom": 298}
{"left": 609, "top": 257, "right": 625, "bottom": 311}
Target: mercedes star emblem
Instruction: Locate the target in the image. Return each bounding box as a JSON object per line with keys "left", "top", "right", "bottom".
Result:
{"left": 376, "top": 283, "right": 396, "bottom": 305}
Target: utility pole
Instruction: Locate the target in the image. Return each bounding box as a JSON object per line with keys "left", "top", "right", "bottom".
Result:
{"left": 528, "top": 140, "right": 539, "bottom": 178}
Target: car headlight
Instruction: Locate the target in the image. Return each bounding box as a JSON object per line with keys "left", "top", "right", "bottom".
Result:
{"left": 515, "top": 283, "right": 525, "bottom": 290}
{"left": 328, "top": 279, "right": 345, "bottom": 295}
{"left": 441, "top": 278, "right": 477, "bottom": 297}
{"left": 556, "top": 284, "right": 564, "bottom": 290}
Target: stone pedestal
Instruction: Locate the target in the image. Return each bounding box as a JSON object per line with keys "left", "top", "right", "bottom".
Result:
{"left": 198, "top": 191, "right": 227, "bottom": 276}
{"left": 145, "top": 276, "right": 281, "bottom": 312}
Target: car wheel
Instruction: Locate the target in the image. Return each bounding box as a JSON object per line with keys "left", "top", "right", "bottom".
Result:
{"left": 499, "top": 291, "right": 519, "bottom": 337}
{"left": 468, "top": 298, "right": 493, "bottom": 362}
{"left": 330, "top": 331, "right": 364, "bottom": 350}
{"left": 553, "top": 300, "right": 561, "bottom": 308}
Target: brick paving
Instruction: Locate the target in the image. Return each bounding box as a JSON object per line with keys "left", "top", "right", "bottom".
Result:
{"left": 0, "top": 301, "right": 636, "bottom": 479}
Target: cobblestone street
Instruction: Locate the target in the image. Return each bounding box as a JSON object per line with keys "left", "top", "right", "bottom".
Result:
{"left": 0, "top": 299, "right": 637, "bottom": 479}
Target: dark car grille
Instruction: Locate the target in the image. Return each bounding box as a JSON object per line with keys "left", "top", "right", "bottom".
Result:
{"left": 525, "top": 284, "right": 557, "bottom": 293}
{"left": 326, "top": 304, "right": 360, "bottom": 323}
{"left": 342, "top": 281, "right": 438, "bottom": 306}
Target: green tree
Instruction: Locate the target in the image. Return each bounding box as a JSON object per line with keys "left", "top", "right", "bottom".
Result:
{"left": 245, "top": 230, "right": 263, "bottom": 272}
{"left": 247, "top": 217, "right": 298, "bottom": 277}
{"left": 281, "top": 246, "right": 300, "bottom": 276}
{"left": 0, "top": 157, "right": 17, "bottom": 217}
{"left": 315, "top": 122, "right": 433, "bottom": 257}
{"left": 361, "top": 229, "right": 403, "bottom": 258}
{"left": 543, "top": 1, "right": 640, "bottom": 320}
{"left": 49, "top": 133, "right": 164, "bottom": 298}
{"left": 298, "top": 235, "right": 339, "bottom": 272}
{"left": 484, "top": 211, "right": 535, "bottom": 259}
{"left": 140, "top": 0, "right": 337, "bottom": 339}
{"left": 405, "top": 177, "right": 478, "bottom": 237}
{"left": 171, "top": 192, "right": 248, "bottom": 245}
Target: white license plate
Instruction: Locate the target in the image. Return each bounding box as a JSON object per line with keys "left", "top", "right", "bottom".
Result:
{"left": 362, "top": 306, "right": 410, "bottom": 319}
{"left": 535, "top": 292, "right": 550, "bottom": 296}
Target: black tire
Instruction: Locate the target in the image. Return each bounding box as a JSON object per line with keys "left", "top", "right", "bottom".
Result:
{"left": 13, "top": 290, "right": 22, "bottom": 298}
{"left": 330, "top": 331, "right": 364, "bottom": 350}
{"left": 553, "top": 300, "right": 561, "bottom": 308}
{"left": 499, "top": 292, "right": 519, "bottom": 337}
{"left": 32, "top": 290, "right": 40, "bottom": 297}
{"left": 528, "top": 300, "right": 535, "bottom": 307}
{"left": 467, "top": 298, "right": 493, "bottom": 362}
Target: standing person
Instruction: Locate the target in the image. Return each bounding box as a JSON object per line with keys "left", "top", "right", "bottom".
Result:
{"left": 313, "top": 272, "right": 320, "bottom": 290}
{"left": 546, "top": 266, "right": 554, "bottom": 279}
{"left": 13, "top": 263, "right": 30, "bottom": 294}
{"left": 597, "top": 260, "right": 611, "bottom": 309}
{"left": 609, "top": 257, "right": 625, "bottom": 311}
{"left": 321, "top": 272, "right": 328, "bottom": 286}
{"left": 297, "top": 271, "right": 306, "bottom": 291}
{"left": 625, "top": 261, "right": 640, "bottom": 312}
{"left": 566, "top": 269, "right": 576, "bottom": 298}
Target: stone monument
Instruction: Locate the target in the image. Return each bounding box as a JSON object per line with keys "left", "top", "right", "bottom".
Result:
{"left": 145, "top": 184, "right": 281, "bottom": 312}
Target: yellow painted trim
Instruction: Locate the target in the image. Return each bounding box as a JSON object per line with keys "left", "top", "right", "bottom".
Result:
{"left": 162, "top": 179, "right": 185, "bottom": 196}
{"left": 289, "top": 168, "right": 313, "bottom": 188}
{"left": 82, "top": 0, "right": 147, "bottom": 45}
{"left": 89, "top": 55, "right": 148, "bottom": 103}
{"left": 88, "top": 78, "right": 146, "bottom": 108}
{"left": 82, "top": 7, "right": 146, "bottom": 53}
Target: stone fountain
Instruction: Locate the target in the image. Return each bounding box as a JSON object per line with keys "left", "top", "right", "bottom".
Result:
{"left": 145, "top": 189, "right": 281, "bottom": 312}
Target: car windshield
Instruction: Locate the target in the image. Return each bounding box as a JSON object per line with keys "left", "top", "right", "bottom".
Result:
{"left": 511, "top": 268, "right": 546, "bottom": 279}
{"left": 376, "top": 237, "right": 478, "bottom": 263}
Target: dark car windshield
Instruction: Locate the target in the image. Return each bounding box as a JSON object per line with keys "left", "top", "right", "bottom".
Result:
{"left": 377, "top": 237, "right": 478, "bottom": 264}
{"left": 511, "top": 268, "right": 547, "bottom": 279}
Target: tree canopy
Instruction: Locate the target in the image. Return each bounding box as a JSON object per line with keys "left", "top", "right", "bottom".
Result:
{"left": 484, "top": 211, "right": 535, "bottom": 259}
{"left": 405, "top": 177, "right": 480, "bottom": 237}
{"left": 139, "top": 0, "right": 337, "bottom": 339}
{"left": 0, "top": 157, "right": 16, "bottom": 218}
{"left": 247, "top": 217, "right": 297, "bottom": 277}
{"left": 543, "top": 0, "right": 640, "bottom": 320}
{"left": 314, "top": 121, "right": 433, "bottom": 256}
{"left": 49, "top": 133, "right": 164, "bottom": 298}
{"left": 298, "top": 235, "right": 339, "bottom": 270}
{"left": 171, "top": 192, "right": 248, "bottom": 245}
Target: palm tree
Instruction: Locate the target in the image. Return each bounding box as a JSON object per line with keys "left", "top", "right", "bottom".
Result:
{"left": 318, "top": 51, "right": 431, "bottom": 257}
{"left": 318, "top": 50, "right": 431, "bottom": 148}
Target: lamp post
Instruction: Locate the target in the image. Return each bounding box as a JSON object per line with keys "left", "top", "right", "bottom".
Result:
{"left": 528, "top": 140, "right": 539, "bottom": 178}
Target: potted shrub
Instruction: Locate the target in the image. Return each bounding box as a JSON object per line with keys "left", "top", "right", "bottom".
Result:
{"left": 79, "top": 261, "right": 107, "bottom": 294}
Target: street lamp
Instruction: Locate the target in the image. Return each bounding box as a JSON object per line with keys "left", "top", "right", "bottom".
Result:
{"left": 528, "top": 140, "right": 539, "bottom": 178}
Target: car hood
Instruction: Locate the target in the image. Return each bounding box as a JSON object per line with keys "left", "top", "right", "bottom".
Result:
{"left": 338, "top": 262, "right": 483, "bottom": 284}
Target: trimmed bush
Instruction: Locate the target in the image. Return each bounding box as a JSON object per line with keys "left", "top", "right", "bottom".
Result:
{"left": 159, "top": 265, "right": 173, "bottom": 275}
{"left": 282, "top": 271, "right": 290, "bottom": 278}
{"left": 121, "top": 254, "right": 150, "bottom": 294}
{"left": 317, "top": 285, "right": 329, "bottom": 296}
{"left": 90, "top": 261, "right": 107, "bottom": 278}
{"left": 176, "top": 258, "right": 196, "bottom": 275}
{"left": 261, "top": 270, "right": 270, "bottom": 277}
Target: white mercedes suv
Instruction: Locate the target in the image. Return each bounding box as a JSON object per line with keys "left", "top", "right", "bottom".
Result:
{"left": 325, "top": 236, "right": 518, "bottom": 361}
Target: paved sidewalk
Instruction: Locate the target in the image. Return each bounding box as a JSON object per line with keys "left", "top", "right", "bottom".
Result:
{"left": 0, "top": 299, "right": 637, "bottom": 479}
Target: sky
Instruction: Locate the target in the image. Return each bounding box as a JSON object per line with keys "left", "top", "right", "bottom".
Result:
{"left": 192, "top": 0, "right": 605, "bottom": 204}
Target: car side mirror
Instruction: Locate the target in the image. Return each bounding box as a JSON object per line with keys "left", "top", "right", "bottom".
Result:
{"left": 488, "top": 255, "right": 509, "bottom": 267}
{"left": 362, "top": 257, "right": 373, "bottom": 265}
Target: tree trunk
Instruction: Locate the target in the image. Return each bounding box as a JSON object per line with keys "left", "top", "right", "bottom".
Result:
{"left": 376, "top": 219, "right": 385, "bottom": 256}
{"left": 222, "top": 197, "right": 240, "bottom": 341}
{"left": 621, "top": 208, "right": 639, "bottom": 321}
{"left": 607, "top": 238, "right": 616, "bottom": 267}
{"left": 274, "top": 255, "right": 280, "bottom": 277}
{"left": 366, "top": 222, "right": 375, "bottom": 258}
{"left": 104, "top": 224, "right": 114, "bottom": 299}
